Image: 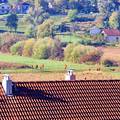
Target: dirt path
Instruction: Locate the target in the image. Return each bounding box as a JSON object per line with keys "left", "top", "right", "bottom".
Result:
{"left": 0, "top": 71, "right": 119, "bottom": 82}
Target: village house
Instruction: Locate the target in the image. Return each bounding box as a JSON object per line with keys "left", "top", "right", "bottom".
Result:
{"left": 0, "top": 0, "right": 8, "bottom": 3}
{"left": 89, "top": 26, "right": 101, "bottom": 35}
{"left": 0, "top": 3, "right": 11, "bottom": 14}
{"left": 0, "top": 75, "right": 119, "bottom": 119}
{"left": 102, "top": 29, "right": 120, "bottom": 43}
{"left": 13, "top": 2, "right": 31, "bottom": 14}
{"left": 16, "top": 2, "right": 31, "bottom": 14}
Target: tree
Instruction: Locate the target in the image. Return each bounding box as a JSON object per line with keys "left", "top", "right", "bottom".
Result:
{"left": 6, "top": 13, "right": 18, "bottom": 32}
{"left": 52, "top": 0, "right": 67, "bottom": 14}
{"left": 109, "top": 12, "right": 120, "bottom": 29}
{"left": 37, "top": 19, "right": 54, "bottom": 38}
{"left": 22, "top": 6, "right": 49, "bottom": 37}
{"left": 95, "top": 15, "right": 104, "bottom": 28}
{"left": 67, "top": 9, "right": 78, "bottom": 22}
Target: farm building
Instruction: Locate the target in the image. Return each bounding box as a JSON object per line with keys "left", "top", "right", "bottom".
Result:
{"left": 0, "top": 76, "right": 119, "bottom": 119}
{"left": 102, "top": 29, "right": 120, "bottom": 43}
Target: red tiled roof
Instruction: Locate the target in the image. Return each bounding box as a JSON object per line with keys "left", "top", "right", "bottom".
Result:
{"left": 103, "top": 29, "right": 120, "bottom": 36}
{"left": 0, "top": 80, "right": 120, "bottom": 120}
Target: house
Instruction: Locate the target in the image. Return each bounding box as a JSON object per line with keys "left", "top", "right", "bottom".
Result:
{"left": 0, "top": 0, "right": 8, "bottom": 3}
{"left": 89, "top": 26, "right": 101, "bottom": 35}
{"left": 102, "top": 29, "right": 120, "bottom": 43}
{"left": 111, "top": 1, "right": 120, "bottom": 11}
{"left": 1, "top": 77, "right": 119, "bottom": 119}
{"left": 13, "top": 2, "right": 31, "bottom": 14}
{"left": 0, "top": 3, "right": 11, "bottom": 14}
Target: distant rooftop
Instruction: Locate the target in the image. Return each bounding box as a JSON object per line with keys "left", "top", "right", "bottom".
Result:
{"left": 103, "top": 29, "right": 120, "bottom": 36}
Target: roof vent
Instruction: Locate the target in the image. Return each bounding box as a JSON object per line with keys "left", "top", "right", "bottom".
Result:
{"left": 65, "top": 69, "right": 76, "bottom": 81}
{"left": 2, "top": 74, "right": 13, "bottom": 96}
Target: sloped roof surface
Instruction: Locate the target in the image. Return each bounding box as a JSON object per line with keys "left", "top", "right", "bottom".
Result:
{"left": 103, "top": 29, "right": 120, "bottom": 36}
{"left": 0, "top": 80, "right": 120, "bottom": 120}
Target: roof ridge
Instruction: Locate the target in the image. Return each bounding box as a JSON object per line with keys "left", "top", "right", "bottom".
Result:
{"left": 0, "top": 79, "right": 120, "bottom": 84}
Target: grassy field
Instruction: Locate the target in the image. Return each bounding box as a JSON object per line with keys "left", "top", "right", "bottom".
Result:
{"left": 0, "top": 20, "right": 27, "bottom": 33}
{"left": 56, "top": 34, "right": 91, "bottom": 43}
{"left": 0, "top": 54, "right": 119, "bottom": 81}
{"left": 0, "top": 14, "right": 28, "bottom": 33}
{"left": 56, "top": 34, "right": 81, "bottom": 43}
{"left": 0, "top": 53, "right": 120, "bottom": 81}
{"left": 0, "top": 53, "right": 94, "bottom": 73}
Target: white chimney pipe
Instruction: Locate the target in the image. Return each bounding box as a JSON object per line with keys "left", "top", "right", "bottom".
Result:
{"left": 2, "top": 74, "right": 13, "bottom": 96}
{"left": 65, "top": 69, "right": 76, "bottom": 80}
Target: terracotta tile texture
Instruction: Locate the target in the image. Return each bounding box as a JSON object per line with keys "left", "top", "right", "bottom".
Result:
{"left": 103, "top": 29, "right": 120, "bottom": 36}
{"left": 0, "top": 80, "right": 120, "bottom": 120}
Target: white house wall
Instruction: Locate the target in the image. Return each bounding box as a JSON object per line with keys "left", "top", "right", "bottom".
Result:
{"left": 105, "top": 36, "right": 120, "bottom": 43}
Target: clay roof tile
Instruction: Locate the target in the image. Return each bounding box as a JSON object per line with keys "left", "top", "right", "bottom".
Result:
{"left": 0, "top": 80, "right": 120, "bottom": 120}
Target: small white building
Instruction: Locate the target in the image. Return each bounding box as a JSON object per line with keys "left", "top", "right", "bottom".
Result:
{"left": 89, "top": 27, "right": 101, "bottom": 35}
{"left": 102, "top": 29, "right": 120, "bottom": 43}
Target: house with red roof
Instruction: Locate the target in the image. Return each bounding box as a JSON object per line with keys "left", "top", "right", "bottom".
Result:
{"left": 102, "top": 29, "right": 120, "bottom": 43}
{"left": 0, "top": 75, "right": 120, "bottom": 120}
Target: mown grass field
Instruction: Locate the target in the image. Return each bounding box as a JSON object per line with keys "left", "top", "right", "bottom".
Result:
{"left": 0, "top": 14, "right": 28, "bottom": 33}
{"left": 0, "top": 53, "right": 120, "bottom": 81}
{"left": 56, "top": 34, "right": 81, "bottom": 43}
{"left": 0, "top": 20, "right": 27, "bottom": 33}
{"left": 0, "top": 53, "right": 94, "bottom": 73}
{"left": 56, "top": 34, "right": 91, "bottom": 43}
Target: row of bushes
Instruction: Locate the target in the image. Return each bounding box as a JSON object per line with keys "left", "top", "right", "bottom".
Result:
{"left": 9, "top": 38, "right": 120, "bottom": 66}
{"left": 10, "top": 38, "right": 63, "bottom": 60}
{"left": 64, "top": 44, "right": 103, "bottom": 63}
{"left": 10, "top": 38, "right": 103, "bottom": 64}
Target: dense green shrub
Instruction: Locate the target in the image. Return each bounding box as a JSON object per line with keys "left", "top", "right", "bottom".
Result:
{"left": 64, "top": 43, "right": 103, "bottom": 63}
{"left": 10, "top": 41, "right": 24, "bottom": 55}
{"left": 22, "top": 39, "right": 35, "bottom": 57}
{"left": 64, "top": 43, "right": 75, "bottom": 62}
{"left": 32, "top": 38, "right": 53, "bottom": 59}
{"left": 33, "top": 44, "right": 49, "bottom": 59}
{"left": 32, "top": 38, "right": 63, "bottom": 60}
